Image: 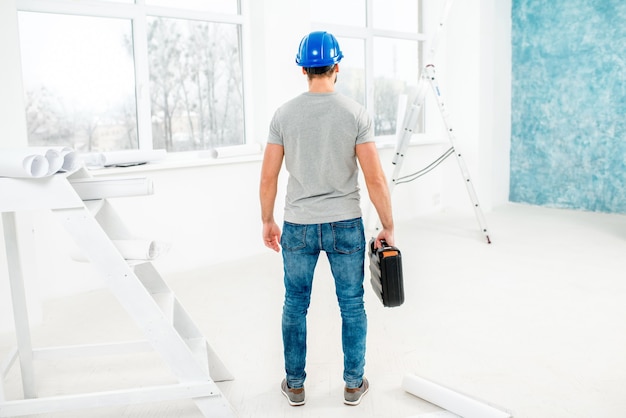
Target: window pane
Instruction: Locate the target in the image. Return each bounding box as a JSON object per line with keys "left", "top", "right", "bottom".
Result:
{"left": 335, "top": 37, "right": 365, "bottom": 106}
{"left": 18, "top": 12, "right": 137, "bottom": 151}
{"left": 373, "top": 37, "right": 420, "bottom": 136}
{"left": 147, "top": 17, "right": 244, "bottom": 151}
{"left": 373, "top": 0, "right": 419, "bottom": 33}
{"left": 146, "top": 0, "right": 238, "bottom": 14}
{"left": 310, "top": 0, "right": 366, "bottom": 27}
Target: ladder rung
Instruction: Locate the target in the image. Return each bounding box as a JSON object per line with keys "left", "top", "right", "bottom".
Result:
{"left": 69, "top": 177, "right": 154, "bottom": 201}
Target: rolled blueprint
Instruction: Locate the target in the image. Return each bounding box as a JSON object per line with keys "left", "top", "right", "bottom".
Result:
{"left": 0, "top": 146, "right": 81, "bottom": 178}
{"left": 402, "top": 374, "right": 511, "bottom": 418}
{"left": 113, "top": 240, "right": 171, "bottom": 260}
{"left": 32, "top": 147, "right": 63, "bottom": 175}
{"left": 54, "top": 146, "right": 81, "bottom": 172}
{"left": 70, "top": 239, "right": 170, "bottom": 262}
{"left": 0, "top": 149, "right": 50, "bottom": 178}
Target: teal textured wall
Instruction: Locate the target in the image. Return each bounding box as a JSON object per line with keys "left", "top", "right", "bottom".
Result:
{"left": 510, "top": 1, "right": 626, "bottom": 213}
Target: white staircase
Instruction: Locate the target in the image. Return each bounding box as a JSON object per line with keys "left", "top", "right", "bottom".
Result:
{"left": 0, "top": 168, "right": 235, "bottom": 417}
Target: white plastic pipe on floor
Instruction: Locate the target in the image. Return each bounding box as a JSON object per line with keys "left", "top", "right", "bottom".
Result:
{"left": 402, "top": 374, "right": 512, "bottom": 418}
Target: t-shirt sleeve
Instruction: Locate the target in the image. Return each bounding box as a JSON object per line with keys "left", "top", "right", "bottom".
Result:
{"left": 267, "top": 109, "right": 284, "bottom": 146}
{"left": 355, "top": 107, "right": 375, "bottom": 145}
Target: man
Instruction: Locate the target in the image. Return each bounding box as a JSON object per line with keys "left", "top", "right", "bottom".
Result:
{"left": 259, "top": 31, "right": 394, "bottom": 407}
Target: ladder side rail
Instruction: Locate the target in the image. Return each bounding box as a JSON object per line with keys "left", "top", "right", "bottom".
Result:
{"left": 424, "top": 0, "right": 456, "bottom": 65}
{"left": 1, "top": 212, "right": 37, "bottom": 399}
{"left": 391, "top": 71, "right": 431, "bottom": 188}
{"left": 424, "top": 65, "right": 491, "bottom": 243}
{"left": 392, "top": 0, "right": 457, "bottom": 179}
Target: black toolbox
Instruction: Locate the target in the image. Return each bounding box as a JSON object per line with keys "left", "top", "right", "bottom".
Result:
{"left": 368, "top": 238, "right": 404, "bottom": 307}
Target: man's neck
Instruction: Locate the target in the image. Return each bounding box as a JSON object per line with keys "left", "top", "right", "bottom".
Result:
{"left": 308, "top": 77, "right": 336, "bottom": 93}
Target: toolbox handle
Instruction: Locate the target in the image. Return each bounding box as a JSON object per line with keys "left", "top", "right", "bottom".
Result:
{"left": 370, "top": 238, "right": 388, "bottom": 252}
{"left": 378, "top": 239, "right": 399, "bottom": 257}
{"left": 369, "top": 238, "right": 397, "bottom": 253}
{"left": 380, "top": 239, "right": 391, "bottom": 249}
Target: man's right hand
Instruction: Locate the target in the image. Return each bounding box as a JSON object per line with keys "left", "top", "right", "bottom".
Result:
{"left": 374, "top": 228, "right": 394, "bottom": 249}
{"left": 263, "top": 221, "right": 281, "bottom": 252}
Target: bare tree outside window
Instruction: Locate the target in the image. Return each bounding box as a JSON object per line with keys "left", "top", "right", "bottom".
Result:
{"left": 373, "top": 37, "right": 420, "bottom": 136}
{"left": 335, "top": 37, "right": 366, "bottom": 106}
{"left": 147, "top": 17, "right": 244, "bottom": 152}
{"left": 18, "top": 1, "right": 245, "bottom": 154}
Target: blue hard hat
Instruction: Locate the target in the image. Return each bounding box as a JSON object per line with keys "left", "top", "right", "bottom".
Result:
{"left": 295, "top": 31, "right": 343, "bottom": 67}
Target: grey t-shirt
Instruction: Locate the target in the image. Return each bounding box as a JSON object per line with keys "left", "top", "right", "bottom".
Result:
{"left": 267, "top": 92, "right": 374, "bottom": 224}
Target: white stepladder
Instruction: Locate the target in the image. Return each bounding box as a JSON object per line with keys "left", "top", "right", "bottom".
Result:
{"left": 387, "top": 0, "right": 491, "bottom": 244}
{"left": 0, "top": 168, "right": 235, "bottom": 417}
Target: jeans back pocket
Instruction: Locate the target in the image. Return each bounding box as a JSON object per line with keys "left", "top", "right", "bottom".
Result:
{"left": 281, "top": 222, "right": 307, "bottom": 251}
{"left": 331, "top": 218, "right": 364, "bottom": 254}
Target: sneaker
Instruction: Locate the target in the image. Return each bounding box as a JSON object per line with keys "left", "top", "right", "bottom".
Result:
{"left": 281, "top": 379, "right": 305, "bottom": 406}
{"left": 344, "top": 377, "right": 369, "bottom": 406}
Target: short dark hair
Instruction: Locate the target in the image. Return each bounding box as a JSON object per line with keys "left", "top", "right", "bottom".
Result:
{"left": 305, "top": 64, "right": 335, "bottom": 75}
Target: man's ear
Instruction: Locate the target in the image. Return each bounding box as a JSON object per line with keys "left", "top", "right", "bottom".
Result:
{"left": 302, "top": 67, "right": 307, "bottom": 75}
{"left": 335, "top": 64, "right": 339, "bottom": 73}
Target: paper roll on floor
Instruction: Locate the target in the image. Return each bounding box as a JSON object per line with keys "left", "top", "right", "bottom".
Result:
{"left": 405, "top": 412, "right": 460, "bottom": 418}
{"left": 402, "top": 374, "right": 511, "bottom": 418}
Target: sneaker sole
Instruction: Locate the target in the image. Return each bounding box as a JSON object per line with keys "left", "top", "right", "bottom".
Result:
{"left": 281, "top": 388, "right": 305, "bottom": 406}
{"left": 344, "top": 385, "right": 369, "bottom": 406}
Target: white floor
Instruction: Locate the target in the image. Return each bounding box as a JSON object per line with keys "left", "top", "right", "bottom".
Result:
{"left": 2, "top": 203, "right": 626, "bottom": 418}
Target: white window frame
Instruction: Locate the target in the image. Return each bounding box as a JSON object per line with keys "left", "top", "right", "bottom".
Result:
{"left": 311, "top": 0, "right": 427, "bottom": 144}
{"left": 15, "top": 0, "right": 249, "bottom": 153}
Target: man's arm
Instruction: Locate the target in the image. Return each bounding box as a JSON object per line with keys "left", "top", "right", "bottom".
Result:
{"left": 356, "top": 141, "right": 395, "bottom": 248}
{"left": 259, "top": 143, "right": 284, "bottom": 252}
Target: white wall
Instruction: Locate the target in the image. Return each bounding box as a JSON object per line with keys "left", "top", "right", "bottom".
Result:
{"left": 0, "top": 0, "right": 512, "bottom": 332}
{"left": 439, "top": 0, "right": 512, "bottom": 211}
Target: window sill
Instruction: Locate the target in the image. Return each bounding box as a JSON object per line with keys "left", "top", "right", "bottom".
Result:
{"left": 87, "top": 135, "right": 445, "bottom": 177}
{"left": 88, "top": 151, "right": 263, "bottom": 177}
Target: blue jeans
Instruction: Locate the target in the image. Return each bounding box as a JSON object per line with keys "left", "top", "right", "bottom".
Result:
{"left": 280, "top": 218, "right": 367, "bottom": 389}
